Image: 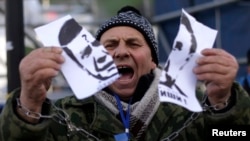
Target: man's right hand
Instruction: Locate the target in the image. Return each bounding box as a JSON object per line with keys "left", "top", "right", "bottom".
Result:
{"left": 18, "top": 47, "right": 64, "bottom": 123}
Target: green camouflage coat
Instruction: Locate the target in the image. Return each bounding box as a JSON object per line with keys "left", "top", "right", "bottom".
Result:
{"left": 1, "top": 68, "right": 250, "bottom": 141}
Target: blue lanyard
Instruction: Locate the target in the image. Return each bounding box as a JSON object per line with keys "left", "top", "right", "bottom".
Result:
{"left": 114, "top": 94, "right": 132, "bottom": 134}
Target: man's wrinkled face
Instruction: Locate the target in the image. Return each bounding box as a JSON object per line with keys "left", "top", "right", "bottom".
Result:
{"left": 100, "top": 26, "right": 156, "bottom": 99}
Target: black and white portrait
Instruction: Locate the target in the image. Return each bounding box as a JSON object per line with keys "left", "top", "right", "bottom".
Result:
{"left": 160, "top": 11, "right": 198, "bottom": 98}
{"left": 58, "top": 18, "right": 119, "bottom": 81}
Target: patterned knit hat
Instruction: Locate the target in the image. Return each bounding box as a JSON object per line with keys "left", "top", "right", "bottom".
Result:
{"left": 96, "top": 6, "right": 159, "bottom": 65}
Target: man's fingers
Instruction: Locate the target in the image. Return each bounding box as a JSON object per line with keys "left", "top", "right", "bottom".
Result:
{"left": 42, "top": 47, "right": 52, "bottom": 53}
{"left": 43, "top": 47, "right": 63, "bottom": 53}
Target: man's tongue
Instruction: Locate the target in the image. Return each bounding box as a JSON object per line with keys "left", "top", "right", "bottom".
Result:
{"left": 119, "top": 73, "right": 133, "bottom": 80}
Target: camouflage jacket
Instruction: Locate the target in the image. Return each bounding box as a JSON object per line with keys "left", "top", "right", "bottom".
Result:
{"left": 1, "top": 68, "right": 250, "bottom": 141}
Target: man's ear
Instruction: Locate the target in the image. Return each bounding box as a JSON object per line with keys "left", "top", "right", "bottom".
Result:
{"left": 151, "top": 60, "right": 157, "bottom": 69}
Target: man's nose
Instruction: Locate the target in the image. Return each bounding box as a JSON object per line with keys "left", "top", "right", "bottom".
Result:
{"left": 113, "top": 44, "right": 130, "bottom": 59}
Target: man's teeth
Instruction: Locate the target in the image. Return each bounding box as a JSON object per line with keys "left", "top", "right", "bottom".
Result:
{"left": 118, "top": 66, "right": 128, "bottom": 69}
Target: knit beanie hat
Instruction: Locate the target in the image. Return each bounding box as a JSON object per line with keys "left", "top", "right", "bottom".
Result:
{"left": 96, "top": 6, "right": 159, "bottom": 65}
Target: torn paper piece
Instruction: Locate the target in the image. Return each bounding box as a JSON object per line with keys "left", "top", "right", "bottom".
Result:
{"left": 158, "top": 9, "right": 217, "bottom": 112}
{"left": 35, "top": 15, "right": 120, "bottom": 99}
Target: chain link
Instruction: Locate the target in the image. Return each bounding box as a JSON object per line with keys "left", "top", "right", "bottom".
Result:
{"left": 17, "top": 97, "right": 203, "bottom": 141}
{"left": 16, "top": 98, "right": 101, "bottom": 141}
{"left": 17, "top": 93, "right": 229, "bottom": 141}
{"left": 160, "top": 95, "right": 209, "bottom": 141}
{"left": 160, "top": 112, "right": 201, "bottom": 141}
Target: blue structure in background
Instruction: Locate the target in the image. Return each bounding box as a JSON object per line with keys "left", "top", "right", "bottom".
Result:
{"left": 154, "top": 0, "right": 250, "bottom": 79}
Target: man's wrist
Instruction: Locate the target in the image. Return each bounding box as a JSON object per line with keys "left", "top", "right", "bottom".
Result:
{"left": 206, "top": 96, "right": 230, "bottom": 111}
{"left": 16, "top": 98, "right": 41, "bottom": 123}
{"left": 203, "top": 90, "right": 236, "bottom": 113}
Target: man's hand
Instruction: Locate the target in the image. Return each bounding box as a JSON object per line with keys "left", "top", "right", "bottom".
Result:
{"left": 193, "top": 48, "right": 238, "bottom": 107}
{"left": 18, "top": 47, "right": 64, "bottom": 122}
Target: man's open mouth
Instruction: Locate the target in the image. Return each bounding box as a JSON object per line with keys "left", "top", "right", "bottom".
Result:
{"left": 117, "top": 66, "right": 134, "bottom": 80}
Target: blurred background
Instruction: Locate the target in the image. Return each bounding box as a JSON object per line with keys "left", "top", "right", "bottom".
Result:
{"left": 1, "top": 0, "right": 250, "bottom": 111}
